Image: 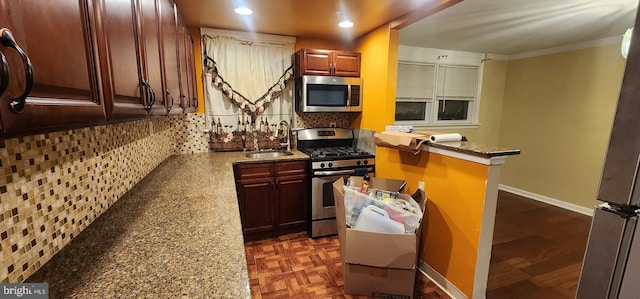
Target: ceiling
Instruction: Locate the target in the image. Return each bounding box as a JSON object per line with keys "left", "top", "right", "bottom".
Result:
{"left": 172, "top": 0, "right": 441, "bottom": 41}
{"left": 173, "top": 0, "right": 639, "bottom": 56}
{"left": 400, "top": 0, "right": 640, "bottom": 56}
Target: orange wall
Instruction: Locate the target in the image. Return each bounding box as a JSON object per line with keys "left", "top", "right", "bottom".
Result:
{"left": 355, "top": 20, "right": 489, "bottom": 298}
{"left": 188, "top": 26, "right": 205, "bottom": 114}
{"left": 353, "top": 24, "right": 398, "bottom": 132}
{"left": 418, "top": 153, "right": 489, "bottom": 297}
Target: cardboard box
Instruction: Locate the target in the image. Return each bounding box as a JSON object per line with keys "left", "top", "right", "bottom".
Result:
{"left": 349, "top": 176, "right": 407, "bottom": 193}
{"left": 333, "top": 177, "right": 426, "bottom": 299}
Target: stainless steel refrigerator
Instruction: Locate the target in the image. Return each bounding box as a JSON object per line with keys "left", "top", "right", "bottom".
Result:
{"left": 576, "top": 6, "right": 640, "bottom": 298}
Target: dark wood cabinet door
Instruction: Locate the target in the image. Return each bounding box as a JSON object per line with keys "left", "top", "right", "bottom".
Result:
{"left": 137, "top": 0, "right": 166, "bottom": 116}
{"left": 333, "top": 51, "right": 361, "bottom": 77}
{"left": 234, "top": 161, "right": 308, "bottom": 239}
{"left": 0, "top": 0, "right": 106, "bottom": 133}
{"left": 94, "top": 0, "right": 147, "bottom": 120}
{"left": 275, "top": 174, "right": 308, "bottom": 230}
{"left": 176, "top": 18, "right": 190, "bottom": 112}
{"left": 176, "top": 19, "right": 196, "bottom": 113}
{"left": 296, "top": 49, "right": 332, "bottom": 76}
{"left": 185, "top": 32, "right": 198, "bottom": 113}
{"left": 236, "top": 178, "right": 275, "bottom": 234}
{"left": 158, "top": 0, "right": 181, "bottom": 115}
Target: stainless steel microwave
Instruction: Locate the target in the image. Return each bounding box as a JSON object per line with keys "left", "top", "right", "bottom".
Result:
{"left": 295, "top": 75, "right": 363, "bottom": 112}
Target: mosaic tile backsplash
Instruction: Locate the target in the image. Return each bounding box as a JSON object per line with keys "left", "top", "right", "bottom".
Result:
{"left": 0, "top": 114, "right": 208, "bottom": 283}
{"left": 295, "top": 112, "right": 350, "bottom": 129}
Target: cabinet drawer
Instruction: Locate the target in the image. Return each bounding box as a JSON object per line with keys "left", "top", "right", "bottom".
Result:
{"left": 274, "top": 161, "right": 308, "bottom": 177}
{"left": 235, "top": 163, "right": 272, "bottom": 180}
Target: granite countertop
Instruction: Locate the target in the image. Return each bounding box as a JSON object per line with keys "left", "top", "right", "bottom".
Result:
{"left": 374, "top": 131, "right": 520, "bottom": 159}
{"left": 26, "top": 151, "right": 309, "bottom": 298}
{"left": 427, "top": 141, "right": 521, "bottom": 158}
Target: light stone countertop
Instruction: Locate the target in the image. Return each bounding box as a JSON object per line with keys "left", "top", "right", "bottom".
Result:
{"left": 26, "top": 151, "right": 309, "bottom": 298}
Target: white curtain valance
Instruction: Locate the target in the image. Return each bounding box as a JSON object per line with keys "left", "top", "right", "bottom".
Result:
{"left": 203, "top": 34, "right": 294, "bottom": 117}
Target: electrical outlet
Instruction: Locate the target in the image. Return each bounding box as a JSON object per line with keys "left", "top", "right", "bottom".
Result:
{"left": 418, "top": 181, "right": 425, "bottom": 191}
{"left": 329, "top": 122, "right": 337, "bottom": 128}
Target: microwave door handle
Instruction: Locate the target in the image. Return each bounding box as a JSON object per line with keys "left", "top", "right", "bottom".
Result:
{"left": 347, "top": 84, "right": 351, "bottom": 108}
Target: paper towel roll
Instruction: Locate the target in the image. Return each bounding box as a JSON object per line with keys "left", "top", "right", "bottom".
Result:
{"left": 430, "top": 133, "right": 463, "bottom": 143}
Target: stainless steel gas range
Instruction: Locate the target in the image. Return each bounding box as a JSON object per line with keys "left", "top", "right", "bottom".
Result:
{"left": 297, "top": 128, "right": 375, "bottom": 238}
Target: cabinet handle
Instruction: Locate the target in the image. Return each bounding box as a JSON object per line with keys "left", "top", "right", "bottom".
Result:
{"left": 0, "top": 51, "right": 9, "bottom": 97}
{"left": 193, "top": 97, "right": 197, "bottom": 109}
{"left": 180, "top": 95, "right": 186, "bottom": 109}
{"left": 141, "top": 80, "right": 150, "bottom": 110}
{"left": 142, "top": 80, "right": 154, "bottom": 112}
{"left": 167, "top": 89, "right": 174, "bottom": 112}
{"left": 1, "top": 28, "right": 33, "bottom": 114}
{"left": 148, "top": 84, "right": 156, "bottom": 110}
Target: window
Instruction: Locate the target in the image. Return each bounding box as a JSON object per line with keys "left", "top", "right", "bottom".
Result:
{"left": 395, "top": 61, "right": 479, "bottom": 126}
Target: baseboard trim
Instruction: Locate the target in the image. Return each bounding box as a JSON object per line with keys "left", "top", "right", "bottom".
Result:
{"left": 498, "top": 184, "right": 594, "bottom": 217}
{"left": 418, "top": 260, "right": 468, "bottom": 299}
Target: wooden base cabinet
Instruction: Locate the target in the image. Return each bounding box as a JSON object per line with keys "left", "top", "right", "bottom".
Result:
{"left": 234, "top": 161, "right": 308, "bottom": 241}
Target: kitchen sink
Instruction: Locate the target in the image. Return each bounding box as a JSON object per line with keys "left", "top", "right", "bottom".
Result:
{"left": 245, "top": 150, "right": 294, "bottom": 159}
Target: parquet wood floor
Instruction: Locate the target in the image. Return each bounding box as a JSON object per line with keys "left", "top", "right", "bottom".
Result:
{"left": 245, "top": 190, "right": 592, "bottom": 299}
{"left": 245, "top": 233, "right": 450, "bottom": 299}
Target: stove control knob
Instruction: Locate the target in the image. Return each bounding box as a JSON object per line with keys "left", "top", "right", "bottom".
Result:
{"left": 356, "top": 160, "right": 361, "bottom": 166}
{"left": 320, "top": 163, "right": 325, "bottom": 168}
{"left": 363, "top": 160, "right": 369, "bottom": 165}
{"left": 328, "top": 162, "right": 333, "bottom": 168}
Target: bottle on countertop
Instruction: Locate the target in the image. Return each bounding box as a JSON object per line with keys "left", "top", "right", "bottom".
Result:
{"left": 245, "top": 120, "right": 251, "bottom": 134}
{"left": 216, "top": 117, "right": 222, "bottom": 135}
{"left": 360, "top": 174, "right": 370, "bottom": 194}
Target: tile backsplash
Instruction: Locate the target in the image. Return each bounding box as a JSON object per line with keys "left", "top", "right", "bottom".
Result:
{"left": 295, "top": 112, "right": 350, "bottom": 128}
{"left": 0, "top": 114, "right": 208, "bottom": 283}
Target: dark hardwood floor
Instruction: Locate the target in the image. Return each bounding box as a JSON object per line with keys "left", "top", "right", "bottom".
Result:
{"left": 487, "top": 191, "right": 592, "bottom": 298}
{"left": 245, "top": 190, "right": 593, "bottom": 298}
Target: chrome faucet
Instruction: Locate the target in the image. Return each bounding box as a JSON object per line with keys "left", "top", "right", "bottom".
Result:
{"left": 278, "top": 120, "right": 290, "bottom": 151}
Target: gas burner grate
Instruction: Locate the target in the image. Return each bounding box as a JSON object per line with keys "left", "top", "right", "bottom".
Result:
{"left": 302, "top": 147, "right": 371, "bottom": 159}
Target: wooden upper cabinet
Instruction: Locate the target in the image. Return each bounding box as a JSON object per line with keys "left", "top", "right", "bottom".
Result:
{"left": 186, "top": 32, "right": 198, "bottom": 112}
{"left": 295, "top": 49, "right": 361, "bottom": 77}
{"left": 0, "top": 0, "right": 197, "bottom": 135}
{"left": 94, "top": 0, "right": 147, "bottom": 120}
{"left": 96, "top": 0, "right": 172, "bottom": 120}
{"left": 0, "top": 0, "right": 106, "bottom": 133}
{"left": 333, "top": 51, "right": 361, "bottom": 77}
{"left": 159, "top": 0, "right": 181, "bottom": 115}
{"left": 176, "top": 16, "right": 196, "bottom": 113}
{"left": 176, "top": 19, "right": 189, "bottom": 112}
{"left": 137, "top": 0, "right": 166, "bottom": 116}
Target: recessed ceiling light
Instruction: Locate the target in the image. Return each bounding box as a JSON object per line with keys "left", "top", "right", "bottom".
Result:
{"left": 234, "top": 6, "right": 253, "bottom": 15}
{"left": 338, "top": 20, "right": 354, "bottom": 28}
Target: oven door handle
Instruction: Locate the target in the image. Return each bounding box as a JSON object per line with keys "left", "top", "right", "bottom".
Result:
{"left": 313, "top": 167, "right": 374, "bottom": 176}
